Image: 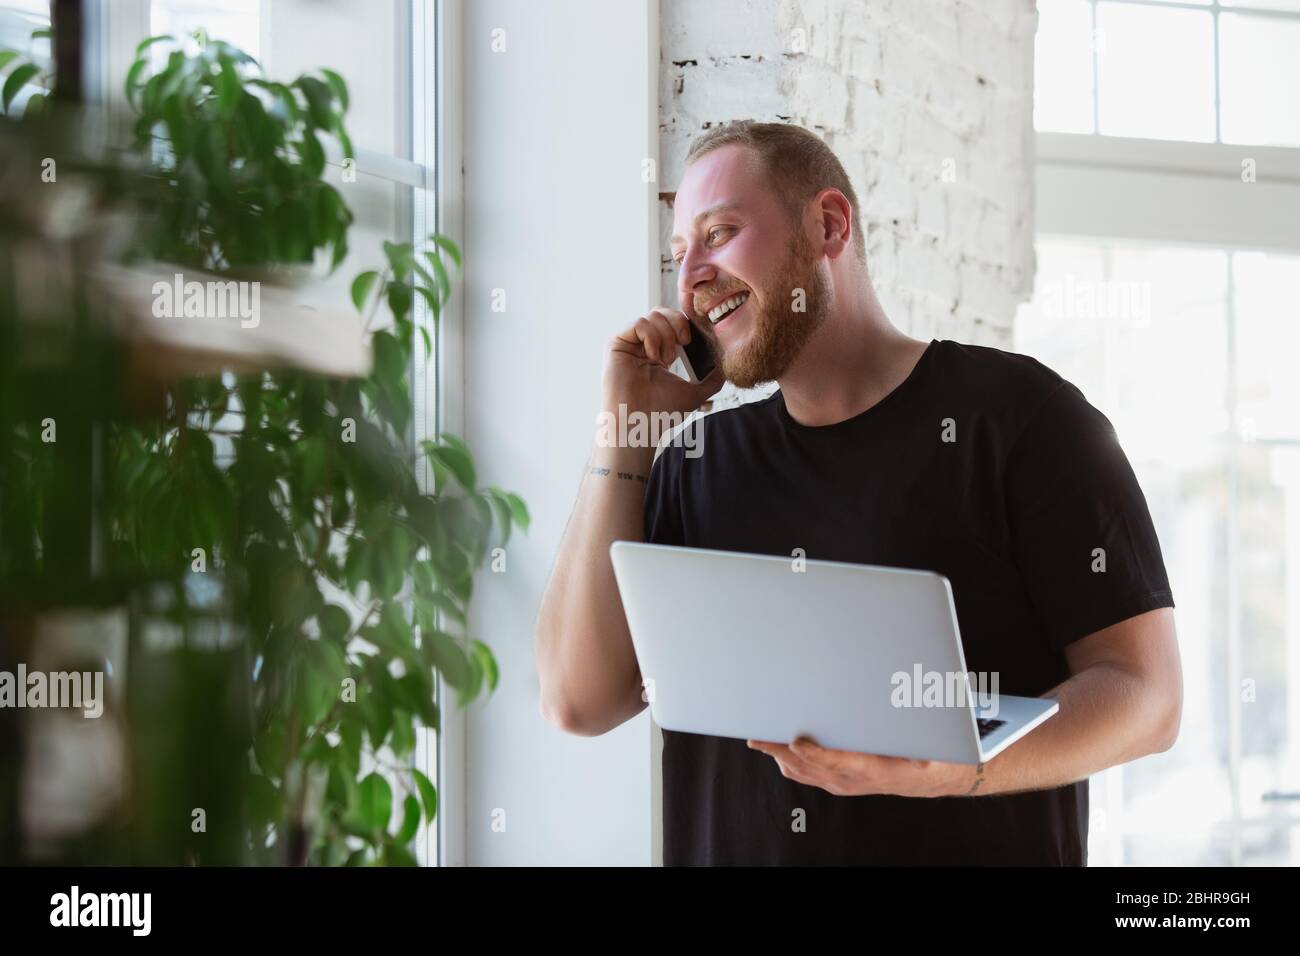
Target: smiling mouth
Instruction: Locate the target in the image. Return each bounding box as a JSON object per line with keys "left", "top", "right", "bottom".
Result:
{"left": 705, "top": 291, "right": 750, "bottom": 326}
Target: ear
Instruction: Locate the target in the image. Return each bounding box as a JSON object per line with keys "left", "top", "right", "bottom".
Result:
{"left": 813, "top": 187, "right": 854, "bottom": 260}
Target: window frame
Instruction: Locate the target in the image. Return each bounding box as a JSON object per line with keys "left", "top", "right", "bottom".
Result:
{"left": 1040, "top": 0, "right": 1300, "bottom": 146}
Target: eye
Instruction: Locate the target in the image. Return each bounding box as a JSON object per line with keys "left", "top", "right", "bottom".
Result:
{"left": 708, "top": 225, "right": 733, "bottom": 244}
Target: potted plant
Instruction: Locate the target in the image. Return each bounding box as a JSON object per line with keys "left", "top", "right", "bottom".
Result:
{"left": 0, "top": 29, "right": 525, "bottom": 865}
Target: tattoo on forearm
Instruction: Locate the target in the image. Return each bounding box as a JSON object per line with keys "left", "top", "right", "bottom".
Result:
{"left": 966, "top": 761, "right": 985, "bottom": 796}
{"left": 589, "top": 466, "right": 646, "bottom": 484}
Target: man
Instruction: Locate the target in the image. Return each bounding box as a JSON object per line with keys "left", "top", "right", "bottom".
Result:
{"left": 535, "top": 120, "right": 1181, "bottom": 865}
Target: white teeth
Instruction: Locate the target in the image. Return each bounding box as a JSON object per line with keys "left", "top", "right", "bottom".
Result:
{"left": 707, "top": 292, "right": 748, "bottom": 324}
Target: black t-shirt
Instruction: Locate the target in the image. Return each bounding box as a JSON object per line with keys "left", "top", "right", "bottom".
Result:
{"left": 643, "top": 338, "right": 1175, "bottom": 865}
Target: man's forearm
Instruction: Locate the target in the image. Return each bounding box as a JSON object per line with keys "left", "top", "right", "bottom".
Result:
{"left": 960, "top": 663, "right": 1175, "bottom": 797}
{"left": 534, "top": 441, "right": 657, "bottom": 733}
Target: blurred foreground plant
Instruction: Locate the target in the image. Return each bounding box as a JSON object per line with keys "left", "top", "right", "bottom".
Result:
{"left": 1, "top": 30, "right": 526, "bottom": 865}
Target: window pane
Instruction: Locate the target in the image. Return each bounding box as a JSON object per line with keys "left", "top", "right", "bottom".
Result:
{"left": 1096, "top": 2, "right": 1216, "bottom": 141}
{"left": 0, "top": 0, "right": 50, "bottom": 107}
{"left": 151, "top": 0, "right": 261, "bottom": 61}
{"left": 1018, "top": 239, "right": 1239, "bottom": 866}
{"left": 1103, "top": 245, "right": 1229, "bottom": 453}
{"left": 0, "top": 0, "right": 47, "bottom": 51}
{"left": 1014, "top": 238, "right": 1108, "bottom": 397}
{"left": 1034, "top": 0, "right": 1096, "bottom": 133}
{"left": 1219, "top": 13, "right": 1300, "bottom": 147}
{"left": 1233, "top": 252, "right": 1300, "bottom": 441}
{"left": 1238, "top": 443, "right": 1300, "bottom": 848}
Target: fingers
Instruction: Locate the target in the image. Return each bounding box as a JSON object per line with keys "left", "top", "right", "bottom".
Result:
{"left": 620, "top": 309, "right": 687, "bottom": 368}
{"left": 647, "top": 307, "right": 692, "bottom": 346}
{"left": 750, "top": 742, "right": 821, "bottom": 787}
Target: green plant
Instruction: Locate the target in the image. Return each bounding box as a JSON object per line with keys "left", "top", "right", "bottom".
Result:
{"left": 0, "top": 27, "right": 51, "bottom": 119}
{"left": 2, "top": 31, "right": 526, "bottom": 864}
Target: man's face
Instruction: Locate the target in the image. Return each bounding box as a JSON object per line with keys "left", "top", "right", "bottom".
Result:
{"left": 670, "top": 144, "right": 830, "bottom": 389}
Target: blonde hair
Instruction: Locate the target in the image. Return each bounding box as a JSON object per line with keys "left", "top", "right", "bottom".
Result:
{"left": 685, "top": 120, "right": 866, "bottom": 264}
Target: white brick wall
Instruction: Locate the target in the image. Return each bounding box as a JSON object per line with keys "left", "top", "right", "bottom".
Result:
{"left": 660, "top": 0, "right": 1038, "bottom": 393}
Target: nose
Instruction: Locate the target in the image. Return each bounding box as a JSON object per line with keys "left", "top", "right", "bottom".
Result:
{"left": 677, "top": 243, "right": 717, "bottom": 316}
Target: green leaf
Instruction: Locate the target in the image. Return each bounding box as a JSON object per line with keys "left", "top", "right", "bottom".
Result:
{"left": 412, "top": 768, "right": 439, "bottom": 825}
{"left": 430, "top": 234, "right": 462, "bottom": 269}
{"left": 424, "top": 629, "right": 472, "bottom": 695}
{"left": 382, "top": 841, "right": 419, "bottom": 867}
{"left": 320, "top": 68, "right": 349, "bottom": 112}
{"left": 471, "top": 640, "right": 500, "bottom": 693}
{"left": 31, "top": 28, "right": 51, "bottom": 40}
{"left": 426, "top": 590, "right": 467, "bottom": 628}
{"left": 389, "top": 709, "right": 415, "bottom": 756}
{"left": 485, "top": 490, "right": 512, "bottom": 547}
{"left": 0, "top": 51, "right": 20, "bottom": 71}
{"left": 426, "top": 439, "right": 475, "bottom": 491}
{"left": 385, "top": 280, "right": 413, "bottom": 322}
{"left": 382, "top": 240, "right": 414, "bottom": 280}
{"left": 23, "top": 90, "right": 45, "bottom": 119}
{"left": 372, "top": 329, "right": 404, "bottom": 386}
{"left": 249, "top": 78, "right": 300, "bottom": 124}
{"left": 338, "top": 720, "right": 362, "bottom": 774}
{"left": 2, "top": 63, "right": 40, "bottom": 114}
{"left": 503, "top": 491, "right": 530, "bottom": 532}
{"left": 298, "top": 129, "right": 325, "bottom": 178}
{"left": 298, "top": 75, "right": 334, "bottom": 129}
{"left": 335, "top": 124, "right": 354, "bottom": 160}
{"left": 124, "top": 57, "right": 148, "bottom": 105}
{"left": 421, "top": 249, "right": 452, "bottom": 302}
{"left": 413, "top": 284, "right": 441, "bottom": 319}
{"left": 394, "top": 670, "right": 439, "bottom": 729}
{"left": 348, "top": 272, "right": 379, "bottom": 315}
{"left": 368, "top": 598, "right": 416, "bottom": 659}
{"left": 396, "top": 794, "right": 421, "bottom": 843}
{"left": 216, "top": 54, "right": 240, "bottom": 115}
{"left": 358, "top": 772, "right": 392, "bottom": 832}
{"left": 135, "top": 34, "right": 173, "bottom": 57}
{"left": 319, "top": 604, "right": 352, "bottom": 642}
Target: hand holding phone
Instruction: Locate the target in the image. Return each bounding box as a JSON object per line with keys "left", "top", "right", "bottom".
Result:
{"left": 602, "top": 308, "right": 722, "bottom": 418}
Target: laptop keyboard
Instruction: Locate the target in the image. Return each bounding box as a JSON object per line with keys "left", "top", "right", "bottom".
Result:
{"left": 976, "top": 718, "right": 1006, "bottom": 738}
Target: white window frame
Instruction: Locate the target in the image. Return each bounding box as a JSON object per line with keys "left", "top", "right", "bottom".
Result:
{"left": 1056, "top": 0, "right": 1300, "bottom": 145}
{"left": 83, "top": 0, "right": 464, "bottom": 867}
{"left": 1033, "top": 97, "right": 1300, "bottom": 867}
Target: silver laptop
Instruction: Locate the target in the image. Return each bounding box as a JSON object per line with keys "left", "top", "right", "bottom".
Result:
{"left": 609, "top": 541, "right": 1058, "bottom": 764}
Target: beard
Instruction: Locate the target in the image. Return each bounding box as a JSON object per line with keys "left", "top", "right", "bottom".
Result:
{"left": 714, "top": 228, "right": 831, "bottom": 390}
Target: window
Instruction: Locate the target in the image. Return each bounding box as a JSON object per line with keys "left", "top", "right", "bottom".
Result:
{"left": 151, "top": 0, "right": 261, "bottom": 61}
{"left": 1035, "top": 0, "right": 1300, "bottom": 146}
{"left": 1028, "top": 0, "right": 1300, "bottom": 865}
{"left": 0, "top": 0, "right": 51, "bottom": 112}
{"left": 93, "top": 0, "right": 449, "bottom": 865}
{"left": 0, "top": 0, "right": 47, "bottom": 50}
{"left": 1018, "top": 238, "right": 1300, "bottom": 865}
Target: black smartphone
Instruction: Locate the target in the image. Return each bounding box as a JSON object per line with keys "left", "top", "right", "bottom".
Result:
{"left": 678, "top": 328, "right": 717, "bottom": 383}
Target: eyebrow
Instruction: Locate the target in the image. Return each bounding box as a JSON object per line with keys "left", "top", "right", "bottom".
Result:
{"left": 668, "top": 202, "right": 744, "bottom": 250}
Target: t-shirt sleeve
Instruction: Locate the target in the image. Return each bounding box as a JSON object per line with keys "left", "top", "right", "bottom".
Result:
{"left": 1004, "top": 381, "right": 1175, "bottom": 650}
{"left": 643, "top": 446, "right": 685, "bottom": 546}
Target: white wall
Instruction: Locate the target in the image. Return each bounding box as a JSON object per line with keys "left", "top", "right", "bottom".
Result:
{"left": 461, "top": 0, "right": 658, "bottom": 865}
{"left": 660, "top": 0, "right": 1039, "bottom": 371}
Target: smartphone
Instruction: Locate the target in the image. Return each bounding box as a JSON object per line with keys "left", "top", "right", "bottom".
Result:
{"left": 677, "top": 329, "right": 717, "bottom": 383}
